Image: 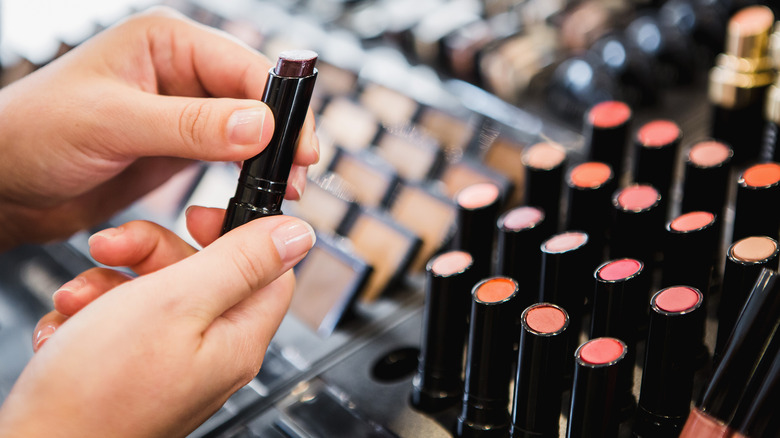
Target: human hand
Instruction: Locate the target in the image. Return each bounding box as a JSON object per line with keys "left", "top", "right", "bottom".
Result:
{"left": 0, "top": 7, "right": 318, "bottom": 250}
{"left": 0, "top": 208, "right": 315, "bottom": 437}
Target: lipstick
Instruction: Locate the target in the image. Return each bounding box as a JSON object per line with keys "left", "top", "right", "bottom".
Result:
{"left": 633, "top": 119, "right": 682, "bottom": 218}
{"left": 412, "top": 250, "right": 476, "bottom": 412}
{"left": 453, "top": 182, "right": 501, "bottom": 280}
{"left": 583, "top": 100, "right": 632, "bottom": 182}
{"left": 708, "top": 5, "right": 775, "bottom": 165}
{"left": 522, "top": 142, "right": 567, "bottom": 234}
{"left": 511, "top": 303, "right": 570, "bottom": 438}
{"left": 539, "top": 231, "right": 594, "bottom": 368}
{"left": 496, "top": 206, "right": 547, "bottom": 310}
{"left": 458, "top": 277, "right": 519, "bottom": 438}
{"left": 591, "top": 258, "right": 649, "bottom": 418}
{"left": 680, "top": 140, "right": 733, "bottom": 216}
{"left": 566, "top": 337, "right": 629, "bottom": 438}
{"left": 610, "top": 184, "right": 663, "bottom": 274}
{"left": 662, "top": 211, "right": 719, "bottom": 293}
{"left": 731, "top": 162, "right": 780, "bottom": 242}
{"left": 681, "top": 268, "right": 780, "bottom": 436}
{"left": 566, "top": 161, "right": 616, "bottom": 254}
{"left": 634, "top": 286, "right": 705, "bottom": 437}
{"left": 222, "top": 50, "right": 318, "bottom": 233}
{"left": 715, "top": 235, "right": 779, "bottom": 360}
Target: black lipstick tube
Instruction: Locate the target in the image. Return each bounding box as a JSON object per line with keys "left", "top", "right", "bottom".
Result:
{"left": 661, "top": 211, "right": 719, "bottom": 293}
{"left": 634, "top": 286, "right": 705, "bottom": 437}
{"left": 696, "top": 268, "right": 780, "bottom": 426}
{"left": 566, "top": 337, "right": 629, "bottom": 438}
{"left": 680, "top": 140, "right": 733, "bottom": 215}
{"left": 453, "top": 182, "right": 501, "bottom": 280}
{"left": 731, "top": 162, "right": 780, "bottom": 242}
{"left": 412, "top": 250, "right": 476, "bottom": 412}
{"left": 731, "top": 345, "right": 780, "bottom": 438}
{"left": 583, "top": 100, "right": 632, "bottom": 182}
{"left": 565, "top": 161, "right": 617, "bottom": 255}
{"left": 496, "top": 206, "right": 547, "bottom": 309}
{"left": 715, "top": 236, "right": 779, "bottom": 361}
{"left": 591, "top": 258, "right": 649, "bottom": 418}
{"left": 511, "top": 303, "right": 570, "bottom": 438}
{"left": 633, "top": 119, "right": 683, "bottom": 217}
{"left": 222, "top": 50, "right": 318, "bottom": 234}
{"left": 458, "top": 277, "right": 519, "bottom": 438}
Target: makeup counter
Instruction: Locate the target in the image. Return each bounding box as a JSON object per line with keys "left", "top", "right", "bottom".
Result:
{"left": 1, "top": 0, "right": 780, "bottom": 437}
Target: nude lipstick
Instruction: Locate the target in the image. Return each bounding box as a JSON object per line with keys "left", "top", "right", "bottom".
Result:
{"left": 511, "top": 303, "right": 570, "bottom": 438}
{"left": 680, "top": 140, "right": 733, "bottom": 216}
{"left": 412, "top": 250, "right": 476, "bottom": 412}
{"left": 715, "top": 235, "right": 779, "bottom": 360}
{"left": 222, "top": 50, "right": 318, "bottom": 233}
{"left": 496, "top": 206, "right": 547, "bottom": 309}
{"left": 454, "top": 182, "right": 501, "bottom": 280}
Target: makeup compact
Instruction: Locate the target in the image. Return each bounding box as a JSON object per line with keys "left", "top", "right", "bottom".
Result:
{"left": 283, "top": 174, "right": 358, "bottom": 236}
{"left": 480, "top": 134, "right": 527, "bottom": 207}
{"left": 318, "top": 96, "right": 381, "bottom": 151}
{"left": 326, "top": 147, "right": 401, "bottom": 209}
{"left": 372, "top": 127, "right": 444, "bottom": 182}
{"left": 342, "top": 207, "right": 421, "bottom": 302}
{"left": 387, "top": 182, "right": 456, "bottom": 272}
{"left": 359, "top": 83, "right": 420, "bottom": 128}
{"left": 290, "top": 233, "right": 372, "bottom": 336}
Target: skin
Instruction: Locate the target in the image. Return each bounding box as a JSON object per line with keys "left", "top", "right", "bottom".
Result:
{"left": 0, "top": 6, "right": 318, "bottom": 250}
{"left": 0, "top": 7, "right": 319, "bottom": 438}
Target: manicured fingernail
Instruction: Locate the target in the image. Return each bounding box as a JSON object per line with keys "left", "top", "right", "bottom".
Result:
{"left": 88, "top": 226, "right": 124, "bottom": 246}
{"left": 227, "top": 107, "right": 266, "bottom": 145}
{"left": 33, "top": 323, "right": 57, "bottom": 352}
{"left": 271, "top": 219, "right": 316, "bottom": 263}
{"left": 52, "top": 277, "right": 87, "bottom": 302}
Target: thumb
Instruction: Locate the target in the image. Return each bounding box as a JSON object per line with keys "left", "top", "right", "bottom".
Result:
{"left": 113, "top": 92, "right": 276, "bottom": 161}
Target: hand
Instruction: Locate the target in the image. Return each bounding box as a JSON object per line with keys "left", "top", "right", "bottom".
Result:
{"left": 0, "top": 207, "right": 315, "bottom": 437}
{"left": 0, "top": 7, "right": 318, "bottom": 250}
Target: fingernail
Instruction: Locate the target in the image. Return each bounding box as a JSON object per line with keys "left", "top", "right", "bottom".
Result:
{"left": 227, "top": 107, "right": 266, "bottom": 146}
{"left": 33, "top": 323, "right": 57, "bottom": 352}
{"left": 52, "top": 276, "right": 87, "bottom": 302}
{"left": 271, "top": 219, "right": 316, "bottom": 263}
{"left": 88, "top": 226, "right": 124, "bottom": 246}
